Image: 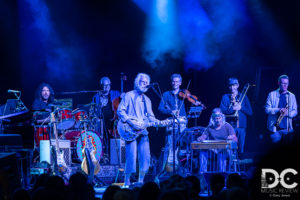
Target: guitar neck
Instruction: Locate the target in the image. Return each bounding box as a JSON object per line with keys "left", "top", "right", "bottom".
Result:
{"left": 51, "top": 113, "right": 60, "bottom": 152}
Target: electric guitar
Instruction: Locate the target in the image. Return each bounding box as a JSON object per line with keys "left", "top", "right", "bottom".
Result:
{"left": 50, "top": 112, "right": 68, "bottom": 173}
{"left": 81, "top": 124, "right": 101, "bottom": 177}
{"left": 117, "top": 117, "right": 171, "bottom": 141}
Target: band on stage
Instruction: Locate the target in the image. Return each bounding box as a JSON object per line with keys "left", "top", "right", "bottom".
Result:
{"left": 0, "top": 73, "right": 297, "bottom": 185}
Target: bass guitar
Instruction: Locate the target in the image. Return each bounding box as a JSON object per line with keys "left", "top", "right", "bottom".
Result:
{"left": 117, "top": 117, "right": 171, "bottom": 141}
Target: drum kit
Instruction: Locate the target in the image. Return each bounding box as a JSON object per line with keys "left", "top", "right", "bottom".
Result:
{"left": 33, "top": 103, "right": 103, "bottom": 163}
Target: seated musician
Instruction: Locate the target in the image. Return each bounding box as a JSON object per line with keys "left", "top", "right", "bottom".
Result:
{"left": 32, "top": 83, "right": 55, "bottom": 124}
{"left": 197, "top": 108, "right": 237, "bottom": 172}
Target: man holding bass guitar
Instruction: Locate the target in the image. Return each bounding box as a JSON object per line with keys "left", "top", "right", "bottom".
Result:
{"left": 92, "top": 77, "right": 121, "bottom": 157}
{"left": 117, "top": 73, "right": 169, "bottom": 186}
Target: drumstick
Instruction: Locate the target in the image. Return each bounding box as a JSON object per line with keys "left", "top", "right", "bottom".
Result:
{"left": 72, "top": 108, "right": 79, "bottom": 113}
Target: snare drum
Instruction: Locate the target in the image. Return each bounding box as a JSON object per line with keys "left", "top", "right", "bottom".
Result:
{"left": 56, "top": 108, "right": 75, "bottom": 130}
{"left": 76, "top": 130, "right": 102, "bottom": 161}
{"left": 34, "top": 125, "right": 50, "bottom": 148}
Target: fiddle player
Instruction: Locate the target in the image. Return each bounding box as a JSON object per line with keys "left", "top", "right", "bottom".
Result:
{"left": 220, "top": 77, "right": 252, "bottom": 155}
{"left": 265, "top": 75, "right": 297, "bottom": 144}
{"left": 157, "top": 74, "right": 202, "bottom": 174}
{"left": 197, "top": 108, "right": 238, "bottom": 172}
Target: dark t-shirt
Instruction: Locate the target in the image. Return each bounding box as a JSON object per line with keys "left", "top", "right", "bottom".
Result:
{"left": 203, "top": 122, "right": 235, "bottom": 140}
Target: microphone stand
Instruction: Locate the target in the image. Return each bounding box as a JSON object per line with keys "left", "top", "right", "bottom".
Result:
{"left": 149, "top": 84, "right": 180, "bottom": 175}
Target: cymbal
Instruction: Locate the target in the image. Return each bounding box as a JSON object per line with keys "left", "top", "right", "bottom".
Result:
{"left": 82, "top": 103, "right": 97, "bottom": 107}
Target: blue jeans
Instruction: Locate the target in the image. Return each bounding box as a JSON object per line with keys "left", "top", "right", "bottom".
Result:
{"left": 235, "top": 128, "right": 246, "bottom": 153}
{"left": 125, "top": 135, "right": 150, "bottom": 174}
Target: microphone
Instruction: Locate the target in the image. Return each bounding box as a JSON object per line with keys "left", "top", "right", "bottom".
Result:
{"left": 8, "top": 89, "right": 21, "bottom": 93}
{"left": 146, "top": 82, "right": 158, "bottom": 88}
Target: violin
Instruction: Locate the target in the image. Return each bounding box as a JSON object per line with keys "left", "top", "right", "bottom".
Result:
{"left": 178, "top": 89, "right": 206, "bottom": 108}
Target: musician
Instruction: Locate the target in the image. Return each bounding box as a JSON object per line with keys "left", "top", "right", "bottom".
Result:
{"left": 220, "top": 77, "right": 252, "bottom": 154}
{"left": 197, "top": 108, "right": 238, "bottom": 172}
{"left": 158, "top": 74, "right": 201, "bottom": 118}
{"left": 158, "top": 74, "right": 201, "bottom": 174}
{"left": 265, "top": 75, "right": 297, "bottom": 144}
{"left": 92, "top": 77, "right": 121, "bottom": 134}
{"left": 117, "top": 73, "right": 162, "bottom": 186}
{"left": 32, "top": 83, "right": 55, "bottom": 123}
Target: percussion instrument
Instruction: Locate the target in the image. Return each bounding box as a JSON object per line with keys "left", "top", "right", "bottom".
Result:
{"left": 34, "top": 125, "right": 50, "bottom": 148}
{"left": 56, "top": 108, "right": 75, "bottom": 130}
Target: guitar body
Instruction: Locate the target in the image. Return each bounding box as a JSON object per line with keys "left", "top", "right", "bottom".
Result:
{"left": 118, "top": 118, "right": 171, "bottom": 141}
{"left": 57, "top": 151, "right": 68, "bottom": 173}
{"left": 81, "top": 133, "right": 101, "bottom": 177}
{"left": 117, "top": 119, "right": 147, "bottom": 141}
{"left": 81, "top": 149, "right": 101, "bottom": 175}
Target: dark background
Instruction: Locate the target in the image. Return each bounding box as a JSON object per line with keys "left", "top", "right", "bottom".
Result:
{"left": 1, "top": 0, "right": 300, "bottom": 156}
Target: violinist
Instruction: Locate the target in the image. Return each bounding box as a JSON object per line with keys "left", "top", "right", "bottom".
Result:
{"left": 157, "top": 74, "right": 202, "bottom": 174}
{"left": 220, "top": 77, "right": 252, "bottom": 155}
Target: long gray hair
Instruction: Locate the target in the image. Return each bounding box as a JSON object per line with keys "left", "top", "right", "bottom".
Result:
{"left": 134, "top": 73, "right": 150, "bottom": 90}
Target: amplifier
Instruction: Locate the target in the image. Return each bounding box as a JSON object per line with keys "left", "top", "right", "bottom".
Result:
{"left": 110, "top": 139, "right": 126, "bottom": 165}
{"left": 50, "top": 140, "right": 71, "bottom": 166}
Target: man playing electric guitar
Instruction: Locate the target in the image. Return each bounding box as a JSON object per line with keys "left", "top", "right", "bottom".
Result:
{"left": 117, "top": 73, "right": 168, "bottom": 187}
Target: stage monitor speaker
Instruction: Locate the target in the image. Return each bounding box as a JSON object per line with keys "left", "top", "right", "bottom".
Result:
{"left": 50, "top": 139, "right": 71, "bottom": 166}
{"left": 110, "top": 139, "right": 126, "bottom": 165}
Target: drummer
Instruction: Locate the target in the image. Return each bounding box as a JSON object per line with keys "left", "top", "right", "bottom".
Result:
{"left": 32, "top": 83, "right": 55, "bottom": 124}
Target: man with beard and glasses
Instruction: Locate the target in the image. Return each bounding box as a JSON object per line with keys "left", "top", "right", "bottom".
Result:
{"left": 117, "top": 73, "right": 165, "bottom": 186}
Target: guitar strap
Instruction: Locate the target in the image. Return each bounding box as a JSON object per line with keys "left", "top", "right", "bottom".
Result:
{"left": 142, "top": 95, "right": 148, "bottom": 118}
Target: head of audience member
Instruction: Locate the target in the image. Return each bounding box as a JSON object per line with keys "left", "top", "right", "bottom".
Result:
{"left": 12, "top": 188, "right": 31, "bottom": 200}
{"left": 100, "top": 77, "right": 111, "bottom": 95}
{"left": 278, "top": 74, "right": 289, "bottom": 94}
{"left": 138, "top": 182, "right": 160, "bottom": 200}
{"left": 209, "top": 108, "right": 225, "bottom": 128}
{"left": 102, "top": 185, "right": 121, "bottom": 200}
{"left": 185, "top": 176, "right": 201, "bottom": 199}
{"left": 134, "top": 73, "right": 150, "bottom": 94}
{"left": 210, "top": 173, "right": 225, "bottom": 196}
{"left": 114, "top": 188, "right": 134, "bottom": 200}
{"left": 228, "top": 77, "right": 239, "bottom": 95}
{"left": 226, "top": 173, "right": 244, "bottom": 189}
{"left": 158, "top": 190, "right": 186, "bottom": 200}
{"left": 171, "top": 74, "right": 182, "bottom": 93}
{"left": 37, "top": 83, "right": 54, "bottom": 103}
